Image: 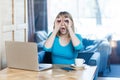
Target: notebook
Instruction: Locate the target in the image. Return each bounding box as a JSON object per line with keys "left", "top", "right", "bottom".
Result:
{"left": 5, "top": 41, "right": 52, "bottom": 71}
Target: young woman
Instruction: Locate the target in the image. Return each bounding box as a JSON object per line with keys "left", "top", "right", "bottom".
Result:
{"left": 43, "top": 11, "right": 83, "bottom": 64}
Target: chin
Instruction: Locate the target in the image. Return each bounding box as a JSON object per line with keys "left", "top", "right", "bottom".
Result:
{"left": 60, "top": 30, "right": 68, "bottom": 35}
{"left": 60, "top": 32, "right": 68, "bottom": 35}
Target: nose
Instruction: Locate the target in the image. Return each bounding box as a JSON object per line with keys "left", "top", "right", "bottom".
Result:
{"left": 61, "top": 20, "right": 65, "bottom": 26}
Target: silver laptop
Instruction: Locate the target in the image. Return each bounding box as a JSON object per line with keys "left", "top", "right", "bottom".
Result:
{"left": 5, "top": 41, "right": 52, "bottom": 71}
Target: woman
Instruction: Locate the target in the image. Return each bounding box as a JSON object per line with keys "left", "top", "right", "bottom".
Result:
{"left": 43, "top": 11, "right": 83, "bottom": 64}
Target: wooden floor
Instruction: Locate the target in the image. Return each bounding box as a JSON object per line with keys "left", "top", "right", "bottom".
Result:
{"left": 98, "top": 77, "right": 120, "bottom": 80}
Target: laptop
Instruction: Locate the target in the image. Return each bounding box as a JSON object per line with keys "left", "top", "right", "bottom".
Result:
{"left": 5, "top": 41, "right": 52, "bottom": 71}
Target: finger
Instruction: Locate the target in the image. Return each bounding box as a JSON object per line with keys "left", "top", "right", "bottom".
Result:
{"left": 64, "top": 18, "right": 69, "bottom": 24}
{"left": 64, "top": 18, "right": 72, "bottom": 27}
{"left": 55, "top": 18, "right": 61, "bottom": 23}
{"left": 55, "top": 21, "right": 61, "bottom": 30}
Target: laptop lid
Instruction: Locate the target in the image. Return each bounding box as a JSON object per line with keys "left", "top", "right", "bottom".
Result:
{"left": 5, "top": 41, "right": 52, "bottom": 71}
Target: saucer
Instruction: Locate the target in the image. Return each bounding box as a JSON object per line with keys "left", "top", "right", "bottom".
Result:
{"left": 71, "top": 64, "right": 86, "bottom": 70}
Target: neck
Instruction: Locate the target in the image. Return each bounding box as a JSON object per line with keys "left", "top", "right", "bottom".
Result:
{"left": 60, "top": 33, "right": 69, "bottom": 38}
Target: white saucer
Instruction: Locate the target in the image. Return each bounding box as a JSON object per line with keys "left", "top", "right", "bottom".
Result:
{"left": 71, "top": 64, "right": 86, "bottom": 70}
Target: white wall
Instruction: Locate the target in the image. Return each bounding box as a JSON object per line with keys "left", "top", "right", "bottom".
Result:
{"left": 0, "top": 1, "right": 2, "bottom": 70}
{"left": 47, "top": 0, "right": 120, "bottom": 40}
{"left": 47, "top": 0, "right": 79, "bottom": 34}
{"left": 0, "top": 0, "right": 28, "bottom": 70}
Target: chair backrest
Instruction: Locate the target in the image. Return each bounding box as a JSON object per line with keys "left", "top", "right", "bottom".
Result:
{"left": 34, "top": 31, "right": 48, "bottom": 43}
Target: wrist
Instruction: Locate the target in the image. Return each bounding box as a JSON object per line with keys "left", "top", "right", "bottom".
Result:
{"left": 68, "top": 26, "right": 73, "bottom": 32}
{"left": 53, "top": 29, "right": 58, "bottom": 35}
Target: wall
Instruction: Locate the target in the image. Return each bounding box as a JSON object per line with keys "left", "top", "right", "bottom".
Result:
{"left": 0, "top": 0, "right": 28, "bottom": 70}
{"left": 47, "top": 0, "right": 80, "bottom": 34}
{"left": 0, "top": 2, "right": 2, "bottom": 69}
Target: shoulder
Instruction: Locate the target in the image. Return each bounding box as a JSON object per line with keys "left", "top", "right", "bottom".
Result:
{"left": 75, "top": 33, "right": 83, "bottom": 41}
{"left": 75, "top": 33, "right": 82, "bottom": 38}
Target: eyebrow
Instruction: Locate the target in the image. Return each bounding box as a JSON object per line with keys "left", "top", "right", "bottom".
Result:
{"left": 64, "top": 15, "right": 69, "bottom": 18}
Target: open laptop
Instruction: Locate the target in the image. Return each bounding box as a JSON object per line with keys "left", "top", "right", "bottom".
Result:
{"left": 5, "top": 41, "right": 52, "bottom": 71}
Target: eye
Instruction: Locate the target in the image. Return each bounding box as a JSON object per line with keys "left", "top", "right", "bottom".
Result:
{"left": 64, "top": 20, "right": 69, "bottom": 23}
{"left": 57, "top": 20, "right": 61, "bottom": 23}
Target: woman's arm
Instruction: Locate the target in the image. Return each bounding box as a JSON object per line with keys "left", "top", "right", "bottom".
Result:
{"left": 44, "top": 18, "right": 61, "bottom": 49}
{"left": 44, "top": 30, "right": 57, "bottom": 49}
{"left": 68, "top": 26, "right": 81, "bottom": 47}
{"left": 66, "top": 18, "right": 81, "bottom": 47}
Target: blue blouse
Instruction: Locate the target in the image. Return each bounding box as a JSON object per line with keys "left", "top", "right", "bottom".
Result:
{"left": 43, "top": 33, "right": 83, "bottom": 64}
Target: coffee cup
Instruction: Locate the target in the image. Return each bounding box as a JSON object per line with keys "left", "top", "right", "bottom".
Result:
{"left": 75, "top": 58, "right": 85, "bottom": 67}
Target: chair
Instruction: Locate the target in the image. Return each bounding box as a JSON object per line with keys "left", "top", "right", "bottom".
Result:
{"left": 81, "top": 38, "right": 111, "bottom": 76}
{"left": 34, "top": 31, "right": 101, "bottom": 80}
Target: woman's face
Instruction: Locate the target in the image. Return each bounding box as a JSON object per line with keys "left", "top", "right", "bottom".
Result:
{"left": 56, "top": 15, "right": 72, "bottom": 35}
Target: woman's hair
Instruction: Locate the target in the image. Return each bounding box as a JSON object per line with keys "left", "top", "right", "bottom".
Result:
{"left": 53, "top": 11, "right": 75, "bottom": 36}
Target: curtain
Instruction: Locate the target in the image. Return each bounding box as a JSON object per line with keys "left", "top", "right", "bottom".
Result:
{"left": 27, "top": 0, "right": 48, "bottom": 42}
{"left": 34, "top": 0, "right": 48, "bottom": 32}
{"left": 27, "top": 0, "right": 35, "bottom": 42}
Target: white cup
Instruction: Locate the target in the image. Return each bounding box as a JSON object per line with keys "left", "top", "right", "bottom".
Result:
{"left": 75, "top": 58, "right": 85, "bottom": 67}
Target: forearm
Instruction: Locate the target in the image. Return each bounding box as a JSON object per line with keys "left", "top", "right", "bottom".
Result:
{"left": 68, "top": 27, "right": 81, "bottom": 47}
{"left": 44, "top": 30, "right": 57, "bottom": 49}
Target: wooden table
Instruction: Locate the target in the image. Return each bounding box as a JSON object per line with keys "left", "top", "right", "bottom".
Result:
{"left": 0, "top": 64, "right": 97, "bottom": 80}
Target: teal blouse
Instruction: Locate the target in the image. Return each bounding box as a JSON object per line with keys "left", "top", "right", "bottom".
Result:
{"left": 43, "top": 33, "right": 83, "bottom": 64}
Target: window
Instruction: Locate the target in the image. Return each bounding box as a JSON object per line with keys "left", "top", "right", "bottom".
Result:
{"left": 47, "top": 0, "right": 120, "bottom": 40}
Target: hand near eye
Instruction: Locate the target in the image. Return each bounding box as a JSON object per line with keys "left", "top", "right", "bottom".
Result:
{"left": 64, "top": 18, "right": 72, "bottom": 31}
{"left": 54, "top": 18, "right": 61, "bottom": 33}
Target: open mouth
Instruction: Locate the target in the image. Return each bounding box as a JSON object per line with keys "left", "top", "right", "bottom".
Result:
{"left": 59, "top": 27, "right": 68, "bottom": 34}
{"left": 60, "top": 27, "right": 66, "bottom": 31}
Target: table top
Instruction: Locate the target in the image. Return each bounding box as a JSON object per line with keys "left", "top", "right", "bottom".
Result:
{"left": 0, "top": 64, "right": 97, "bottom": 80}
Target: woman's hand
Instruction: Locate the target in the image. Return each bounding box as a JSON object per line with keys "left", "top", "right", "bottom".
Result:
{"left": 44, "top": 18, "right": 61, "bottom": 49}
{"left": 64, "top": 18, "right": 81, "bottom": 47}
{"left": 54, "top": 18, "right": 61, "bottom": 33}
{"left": 64, "top": 18, "right": 72, "bottom": 31}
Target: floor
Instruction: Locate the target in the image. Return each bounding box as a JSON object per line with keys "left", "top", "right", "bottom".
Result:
{"left": 98, "top": 64, "right": 120, "bottom": 80}
{"left": 102, "top": 64, "right": 120, "bottom": 77}
{"left": 98, "top": 77, "right": 120, "bottom": 80}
